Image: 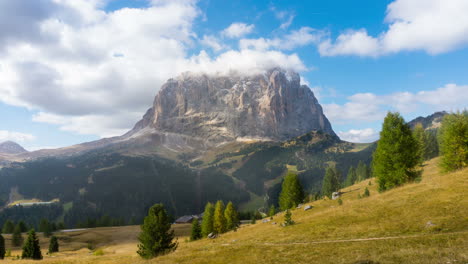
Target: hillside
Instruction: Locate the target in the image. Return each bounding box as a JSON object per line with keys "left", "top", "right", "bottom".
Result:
{"left": 1, "top": 157, "right": 466, "bottom": 263}
{"left": 0, "top": 131, "right": 374, "bottom": 224}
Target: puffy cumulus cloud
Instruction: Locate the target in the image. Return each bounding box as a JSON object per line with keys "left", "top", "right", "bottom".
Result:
{"left": 323, "top": 83, "right": 468, "bottom": 125}
{"left": 0, "top": 0, "right": 308, "bottom": 138}
{"left": 240, "top": 27, "right": 324, "bottom": 51}
{"left": 222, "top": 23, "right": 254, "bottom": 38}
{"left": 338, "top": 128, "right": 379, "bottom": 143}
{"left": 182, "top": 49, "right": 307, "bottom": 75}
{"left": 0, "top": 130, "right": 36, "bottom": 143}
{"left": 200, "top": 35, "right": 227, "bottom": 52}
{"left": 319, "top": 0, "right": 468, "bottom": 57}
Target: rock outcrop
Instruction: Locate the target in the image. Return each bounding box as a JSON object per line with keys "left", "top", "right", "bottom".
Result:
{"left": 128, "top": 68, "right": 335, "bottom": 145}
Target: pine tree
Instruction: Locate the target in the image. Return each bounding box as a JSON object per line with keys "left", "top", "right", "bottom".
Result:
{"left": 224, "top": 202, "right": 239, "bottom": 231}
{"left": 18, "top": 221, "right": 28, "bottom": 233}
{"left": 345, "top": 166, "right": 357, "bottom": 186}
{"left": 373, "top": 112, "right": 421, "bottom": 191}
{"left": 2, "top": 220, "right": 14, "bottom": 234}
{"left": 12, "top": 224, "right": 23, "bottom": 247}
{"left": 137, "top": 204, "right": 177, "bottom": 259}
{"left": 279, "top": 172, "right": 304, "bottom": 210}
{"left": 283, "top": 210, "right": 294, "bottom": 226}
{"left": 190, "top": 218, "right": 202, "bottom": 241}
{"left": 201, "top": 202, "right": 214, "bottom": 237}
{"left": 363, "top": 187, "right": 370, "bottom": 197}
{"left": 425, "top": 130, "right": 439, "bottom": 159}
{"left": 322, "top": 167, "right": 341, "bottom": 198}
{"left": 213, "top": 200, "right": 226, "bottom": 234}
{"left": 250, "top": 215, "right": 256, "bottom": 224}
{"left": 48, "top": 236, "right": 59, "bottom": 254}
{"left": 39, "top": 219, "right": 52, "bottom": 237}
{"left": 0, "top": 233, "right": 5, "bottom": 259}
{"left": 22, "top": 229, "right": 42, "bottom": 260}
{"left": 268, "top": 205, "right": 276, "bottom": 219}
{"left": 439, "top": 111, "right": 468, "bottom": 172}
{"left": 356, "top": 161, "right": 368, "bottom": 182}
{"left": 413, "top": 123, "right": 428, "bottom": 164}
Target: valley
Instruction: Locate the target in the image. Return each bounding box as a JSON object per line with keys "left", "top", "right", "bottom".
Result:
{"left": 0, "top": 158, "right": 466, "bottom": 263}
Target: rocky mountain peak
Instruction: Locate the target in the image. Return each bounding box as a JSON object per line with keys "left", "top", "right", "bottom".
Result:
{"left": 0, "top": 141, "right": 28, "bottom": 154}
{"left": 129, "top": 68, "right": 335, "bottom": 145}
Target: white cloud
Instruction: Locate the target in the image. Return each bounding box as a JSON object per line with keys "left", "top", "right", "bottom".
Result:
{"left": 240, "top": 27, "right": 324, "bottom": 50}
{"left": 338, "top": 128, "right": 379, "bottom": 143}
{"left": 0, "top": 0, "right": 308, "bottom": 137}
{"left": 270, "top": 7, "right": 295, "bottom": 30}
{"left": 200, "top": 35, "right": 226, "bottom": 51}
{"left": 0, "top": 130, "right": 36, "bottom": 143}
{"left": 319, "top": 0, "right": 468, "bottom": 57}
{"left": 222, "top": 23, "right": 254, "bottom": 38}
{"left": 323, "top": 83, "right": 468, "bottom": 125}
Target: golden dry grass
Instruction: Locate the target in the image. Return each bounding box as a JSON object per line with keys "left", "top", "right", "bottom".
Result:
{"left": 2, "top": 158, "right": 467, "bottom": 263}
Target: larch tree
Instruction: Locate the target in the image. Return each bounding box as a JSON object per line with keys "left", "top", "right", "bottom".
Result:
{"left": 22, "top": 229, "right": 42, "bottom": 260}
{"left": 438, "top": 111, "right": 468, "bottom": 172}
{"left": 2, "top": 220, "right": 14, "bottom": 234}
{"left": 213, "top": 200, "right": 226, "bottom": 234}
{"left": 345, "top": 166, "right": 357, "bottom": 186}
{"left": 373, "top": 112, "right": 421, "bottom": 191}
{"left": 48, "top": 236, "right": 59, "bottom": 253}
{"left": 201, "top": 202, "right": 215, "bottom": 237}
{"left": 413, "top": 123, "right": 428, "bottom": 164}
{"left": 224, "top": 202, "right": 239, "bottom": 231}
{"left": 12, "top": 224, "right": 23, "bottom": 247}
{"left": 279, "top": 172, "right": 304, "bottom": 210}
{"left": 322, "top": 167, "right": 341, "bottom": 198}
{"left": 190, "top": 218, "right": 202, "bottom": 241}
{"left": 137, "top": 204, "right": 177, "bottom": 259}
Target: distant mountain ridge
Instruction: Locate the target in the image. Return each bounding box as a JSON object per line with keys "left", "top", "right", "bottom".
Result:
{"left": 408, "top": 111, "right": 447, "bottom": 130}
{"left": 0, "top": 141, "right": 27, "bottom": 154}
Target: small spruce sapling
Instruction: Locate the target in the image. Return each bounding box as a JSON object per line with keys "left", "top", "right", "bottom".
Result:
{"left": 363, "top": 187, "right": 370, "bottom": 197}
{"left": 283, "top": 210, "right": 294, "bottom": 226}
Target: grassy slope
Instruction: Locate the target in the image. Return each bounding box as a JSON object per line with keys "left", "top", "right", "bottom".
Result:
{"left": 1, "top": 158, "right": 467, "bottom": 264}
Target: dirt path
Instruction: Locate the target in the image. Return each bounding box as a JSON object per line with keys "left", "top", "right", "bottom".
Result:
{"left": 221, "top": 231, "right": 468, "bottom": 246}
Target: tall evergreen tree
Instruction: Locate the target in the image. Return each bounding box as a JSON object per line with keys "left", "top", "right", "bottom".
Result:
{"left": 268, "top": 205, "right": 276, "bottom": 218}
{"left": 0, "top": 233, "right": 5, "bottom": 259}
{"left": 2, "top": 220, "right": 14, "bottom": 234}
{"left": 439, "top": 111, "right": 468, "bottom": 172}
{"left": 39, "top": 219, "right": 52, "bottom": 237}
{"left": 413, "top": 123, "right": 428, "bottom": 164}
{"left": 213, "top": 200, "right": 226, "bottom": 234}
{"left": 137, "top": 204, "right": 177, "bottom": 259}
{"left": 279, "top": 172, "right": 304, "bottom": 210}
{"left": 18, "top": 221, "right": 28, "bottom": 233}
{"left": 190, "top": 218, "right": 202, "bottom": 241}
{"left": 48, "top": 236, "right": 59, "bottom": 253}
{"left": 373, "top": 112, "right": 421, "bottom": 191}
{"left": 12, "top": 224, "right": 23, "bottom": 247}
{"left": 322, "top": 167, "right": 341, "bottom": 198}
{"left": 201, "top": 202, "right": 215, "bottom": 237}
{"left": 345, "top": 166, "right": 357, "bottom": 186}
{"left": 22, "top": 229, "right": 42, "bottom": 260}
{"left": 224, "top": 202, "right": 239, "bottom": 231}
{"left": 356, "top": 161, "right": 369, "bottom": 182}
{"left": 425, "top": 130, "right": 439, "bottom": 159}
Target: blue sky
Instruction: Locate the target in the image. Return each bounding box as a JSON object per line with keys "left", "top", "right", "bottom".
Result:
{"left": 0, "top": 0, "right": 467, "bottom": 150}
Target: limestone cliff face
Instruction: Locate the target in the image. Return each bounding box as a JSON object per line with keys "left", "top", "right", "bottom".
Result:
{"left": 129, "top": 68, "right": 335, "bottom": 144}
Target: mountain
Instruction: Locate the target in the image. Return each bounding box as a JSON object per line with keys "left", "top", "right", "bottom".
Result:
{"left": 0, "top": 141, "right": 27, "bottom": 154}
{"left": 408, "top": 111, "right": 447, "bottom": 130}
{"left": 127, "top": 68, "right": 335, "bottom": 146}
{"left": 3, "top": 69, "right": 446, "bottom": 228}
